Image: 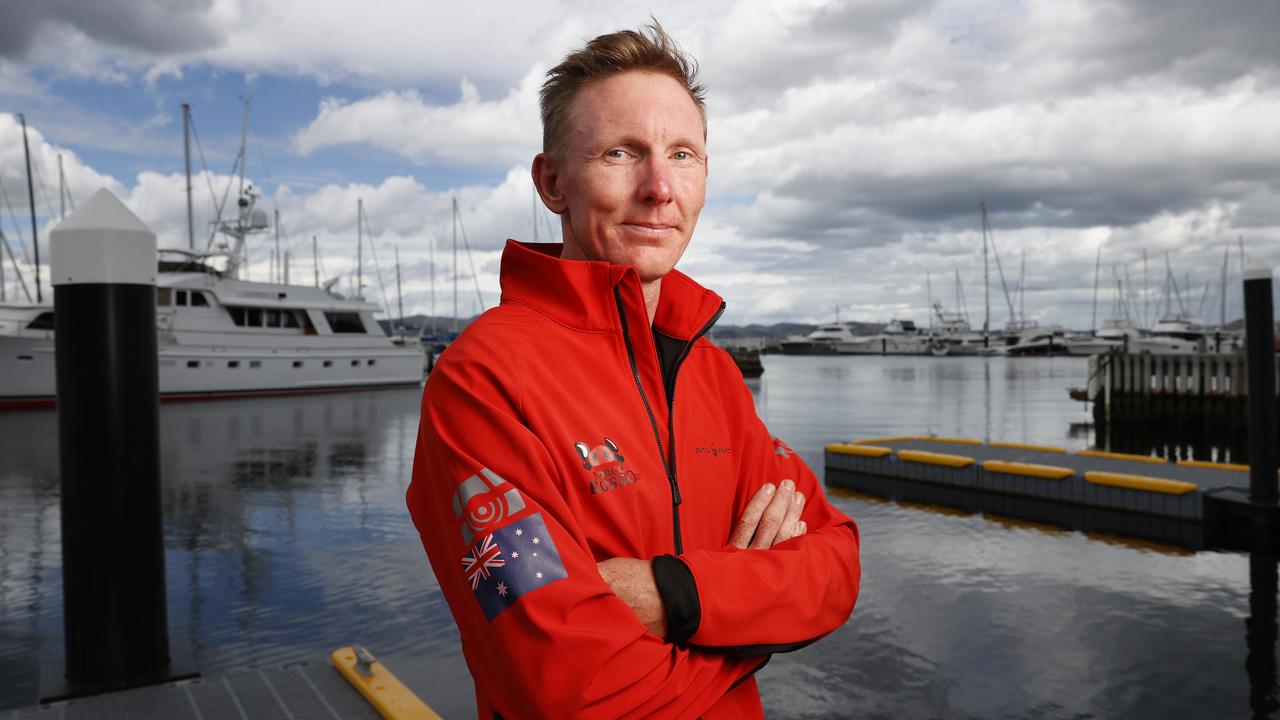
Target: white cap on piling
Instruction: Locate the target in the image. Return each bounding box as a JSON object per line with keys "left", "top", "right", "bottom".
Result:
{"left": 49, "top": 188, "right": 157, "bottom": 287}
{"left": 1245, "top": 262, "right": 1272, "bottom": 282}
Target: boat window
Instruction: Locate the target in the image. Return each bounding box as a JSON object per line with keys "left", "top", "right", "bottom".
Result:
{"left": 176, "top": 290, "right": 188, "bottom": 306}
{"left": 228, "top": 307, "right": 246, "bottom": 326}
{"left": 367, "top": 359, "right": 376, "bottom": 366}
{"left": 157, "top": 288, "right": 172, "bottom": 305}
{"left": 26, "top": 312, "right": 55, "bottom": 330}
{"left": 187, "top": 360, "right": 200, "bottom": 368}
{"left": 292, "top": 360, "right": 303, "bottom": 368}
{"left": 228, "top": 361, "right": 240, "bottom": 369}
{"left": 325, "top": 312, "right": 366, "bottom": 334}
{"left": 266, "top": 309, "right": 282, "bottom": 328}
{"left": 247, "top": 308, "right": 263, "bottom": 326}
{"left": 323, "top": 360, "right": 333, "bottom": 368}
{"left": 249, "top": 361, "right": 261, "bottom": 368}
{"left": 191, "top": 292, "right": 210, "bottom": 307}
{"left": 283, "top": 311, "right": 301, "bottom": 328}
{"left": 350, "top": 359, "right": 360, "bottom": 367}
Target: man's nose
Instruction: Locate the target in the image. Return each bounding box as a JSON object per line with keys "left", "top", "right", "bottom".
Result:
{"left": 639, "top": 157, "right": 674, "bottom": 204}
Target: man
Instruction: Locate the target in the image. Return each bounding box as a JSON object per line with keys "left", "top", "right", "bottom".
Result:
{"left": 408, "top": 24, "right": 860, "bottom": 719}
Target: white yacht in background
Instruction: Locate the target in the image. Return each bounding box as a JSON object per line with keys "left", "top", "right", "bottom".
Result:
{"left": 779, "top": 323, "right": 860, "bottom": 355}
{"left": 0, "top": 105, "right": 423, "bottom": 410}
{"left": 926, "top": 302, "right": 987, "bottom": 356}
{"left": 1065, "top": 315, "right": 1144, "bottom": 356}
{"left": 840, "top": 319, "right": 933, "bottom": 355}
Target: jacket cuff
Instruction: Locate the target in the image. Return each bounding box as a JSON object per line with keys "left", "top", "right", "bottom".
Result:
{"left": 652, "top": 554, "right": 701, "bottom": 646}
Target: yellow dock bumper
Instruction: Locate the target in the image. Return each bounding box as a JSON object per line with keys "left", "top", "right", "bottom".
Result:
{"left": 1075, "top": 449, "right": 1167, "bottom": 464}
{"left": 332, "top": 646, "right": 443, "bottom": 720}
{"left": 826, "top": 443, "right": 892, "bottom": 458}
{"left": 983, "top": 460, "right": 1074, "bottom": 480}
{"left": 1177, "top": 459, "right": 1250, "bottom": 473}
{"left": 898, "top": 449, "right": 975, "bottom": 468}
{"left": 989, "top": 441, "right": 1068, "bottom": 454}
{"left": 1084, "top": 471, "right": 1197, "bottom": 495}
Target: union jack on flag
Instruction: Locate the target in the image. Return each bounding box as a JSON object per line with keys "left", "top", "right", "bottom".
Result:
{"left": 461, "top": 534, "right": 506, "bottom": 590}
{"left": 459, "top": 512, "right": 567, "bottom": 621}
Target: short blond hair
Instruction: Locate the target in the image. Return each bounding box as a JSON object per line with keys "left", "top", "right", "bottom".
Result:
{"left": 540, "top": 22, "right": 706, "bottom": 158}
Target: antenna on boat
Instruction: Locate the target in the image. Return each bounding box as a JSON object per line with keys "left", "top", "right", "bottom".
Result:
{"left": 182, "top": 103, "right": 194, "bottom": 250}
{"left": 19, "top": 113, "right": 41, "bottom": 303}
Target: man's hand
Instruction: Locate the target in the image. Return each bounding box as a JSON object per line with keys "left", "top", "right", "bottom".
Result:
{"left": 597, "top": 557, "right": 667, "bottom": 638}
{"left": 728, "top": 479, "right": 807, "bottom": 549}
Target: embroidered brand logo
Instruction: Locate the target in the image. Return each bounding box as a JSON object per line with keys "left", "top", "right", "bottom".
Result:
{"left": 694, "top": 443, "right": 733, "bottom": 458}
{"left": 452, "top": 467, "right": 526, "bottom": 544}
{"left": 573, "top": 436, "right": 639, "bottom": 495}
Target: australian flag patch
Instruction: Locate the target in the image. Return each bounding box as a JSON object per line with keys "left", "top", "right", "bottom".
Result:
{"left": 460, "top": 512, "right": 567, "bottom": 621}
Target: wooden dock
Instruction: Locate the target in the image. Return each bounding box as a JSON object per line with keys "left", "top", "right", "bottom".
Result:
{"left": 4, "top": 646, "right": 440, "bottom": 720}
{"left": 1082, "top": 353, "right": 1279, "bottom": 433}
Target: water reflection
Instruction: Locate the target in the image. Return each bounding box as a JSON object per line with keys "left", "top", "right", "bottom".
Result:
{"left": 0, "top": 356, "right": 1273, "bottom": 718}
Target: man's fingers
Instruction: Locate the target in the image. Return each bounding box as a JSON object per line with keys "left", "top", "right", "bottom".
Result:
{"left": 729, "top": 483, "right": 775, "bottom": 549}
{"left": 749, "top": 479, "right": 795, "bottom": 549}
{"left": 771, "top": 489, "right": 806, "bottom": 546}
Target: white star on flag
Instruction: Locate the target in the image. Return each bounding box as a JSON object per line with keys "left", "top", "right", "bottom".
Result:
{"left": 510, "top": 551, "right": 519, "bottom": 558}
{"left": 536, "top": 571, "right": 543, "bottom": 579}
{"left": 532, "top": 537, "right": 541, "bottom": 545}
{"left": 515, "top": 528, "right": 523, "bottom": 536}
{"left": 497, "top": 582, "right": 509, "bottom": 597}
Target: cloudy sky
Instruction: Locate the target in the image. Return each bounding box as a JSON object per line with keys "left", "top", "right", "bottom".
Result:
{"left": 1, "top": 0, "right": 1277, "bottom": 329}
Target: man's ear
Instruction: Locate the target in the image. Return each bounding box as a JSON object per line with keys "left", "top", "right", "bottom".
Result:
{"left": 532, "top": 153, "right": 568, "bottom": 215}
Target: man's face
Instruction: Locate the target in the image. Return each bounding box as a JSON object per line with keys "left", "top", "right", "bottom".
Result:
{"left": 537, "top": 71, "right": 708, "bottom": 283}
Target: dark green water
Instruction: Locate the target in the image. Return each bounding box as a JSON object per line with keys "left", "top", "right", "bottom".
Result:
{"left": 0, "top": 355, "right": 1270, "bottom": 718}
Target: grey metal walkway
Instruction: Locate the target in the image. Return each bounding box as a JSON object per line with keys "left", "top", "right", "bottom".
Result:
{"left": 4, "top": 662, "right": 381, "bottom": 720}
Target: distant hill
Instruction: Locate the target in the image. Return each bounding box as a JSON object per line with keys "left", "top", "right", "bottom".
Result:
{"left": 381, "top": 315, "right": 885, "bottom": 341}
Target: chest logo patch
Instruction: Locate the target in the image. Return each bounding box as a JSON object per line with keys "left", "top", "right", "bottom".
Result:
{"left": 573, "top": 436, "right": 639, "bottom": 495}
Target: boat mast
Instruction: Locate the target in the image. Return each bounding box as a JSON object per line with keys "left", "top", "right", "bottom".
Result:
{"left": 19, "top": 113, "right": 41, "bottom": 304}
{"left": 357, "top": 198, "right": 364, "bottom": 298}
{"left": 274, "top": 208, "right": 281, "bottom": 284}
{"left": 313, "top": 235, "right": 319, "bottom": 287}
{"left": 1220, "top": 245, "right": 1229, "bottom": 327}
{"left": 458, "top": 194, "right": 463, "bottom": 333}
{"left": 926, "top": 271, "right": 933, "bottom": 330}
{"left": 1091, "top": 245, "right": 1101, "bottom": 333}
{"left": 182, "top": 103, "right": 195, "bottom": 250}
{"left": 980, "top": 202, "right": 990, "bottom": 345}
{"left": 395, "top": 244, "right": 404, "bottom": 333}
{"left": 429, "top": 227, "right": 436, "bottom": 335}
{"left": 57, "top": 154, "right": 66, "bottom": 221}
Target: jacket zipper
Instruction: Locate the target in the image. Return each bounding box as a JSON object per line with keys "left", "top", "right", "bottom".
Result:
{"left": 663, "top": 302, "right": 725, "bottom": 554}
{"left": 613, "top": 286, "right": 725, "bottom": 554}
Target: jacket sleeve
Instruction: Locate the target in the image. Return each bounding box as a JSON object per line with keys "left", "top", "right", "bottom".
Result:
{"left": 657, "top": 355, "right": 861, "bottom": 654}
{"left": 407, "top": 351, "right": 763, "bottom": 719}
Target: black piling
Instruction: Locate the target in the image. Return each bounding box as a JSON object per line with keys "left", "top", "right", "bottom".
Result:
{"left": 44, "top": 189, "right": 181, "bottom": 700}
{"left": 1245, "top": 265, "right": 1277, "bottom": 506}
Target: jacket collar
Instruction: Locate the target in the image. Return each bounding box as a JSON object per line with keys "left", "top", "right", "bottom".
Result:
{"left": 498, "top": 240, "right": 725, "bottom": 340}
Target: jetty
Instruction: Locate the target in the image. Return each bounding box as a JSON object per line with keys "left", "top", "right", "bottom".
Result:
{"left": 826, "top": 435, "right": 1275, "bottom": 551}
{"left": 1081, "top": 353, "right": 1279, "bottom": 429}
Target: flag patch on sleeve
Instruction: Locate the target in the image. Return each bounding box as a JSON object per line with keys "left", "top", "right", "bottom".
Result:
{"left": 460, "top": 512, "right": 567, "bottom": 621}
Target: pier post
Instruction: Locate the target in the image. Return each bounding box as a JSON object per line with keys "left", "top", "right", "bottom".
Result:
{"left": 47, "top": 190, "right": 172, "bottom": 696}
{"left": 1244, "top": 265, "right": 1277, "bottom": 506}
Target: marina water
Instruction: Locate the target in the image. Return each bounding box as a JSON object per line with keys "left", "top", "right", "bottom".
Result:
{"left": 0, "top": 355, "right": 1267, "bottom": 718}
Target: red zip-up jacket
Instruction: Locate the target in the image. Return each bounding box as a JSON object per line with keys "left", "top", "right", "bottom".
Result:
{"left": 408, "top": 240, "right": 860, "bottom": 719}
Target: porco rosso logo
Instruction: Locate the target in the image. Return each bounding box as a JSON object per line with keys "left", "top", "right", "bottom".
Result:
{"left": 573, "top": 437, "right": 638, "bottom": 495}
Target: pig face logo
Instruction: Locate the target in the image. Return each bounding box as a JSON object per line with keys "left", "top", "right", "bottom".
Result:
{"left": 574, "top": 437, "right": 624, "bottom": 470}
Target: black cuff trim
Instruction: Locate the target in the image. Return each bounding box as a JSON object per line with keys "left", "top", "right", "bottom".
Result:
{"left": 696, "top": 631, "right": 831, "bottom": 659}
{"left": 652, "top": 554, "right": 701, "bottom": 646}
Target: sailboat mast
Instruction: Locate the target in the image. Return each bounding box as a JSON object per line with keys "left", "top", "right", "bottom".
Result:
{"left": 57, "top": 154, "right": 66, "bottom": 221}
{"left": 452, "top": 196, "right": 459, "bottom": 334}
{"left": 357, "top": 198, "right": 364, "bottom": 299}
{"left": 980, "top": 202, "right": 990, "bottom": 345}
{"left": 183, "top": 103, "right": 195, "bottom": 249}
{"left": 1091, "top": 245, "right": 1101, "bottom": 333}
{"left": 274, "top": 209, "right": 281, "bottom": 284}
{"left": 926, "top": 271, "right": 933, "bottom": 330}
{"left": 429, "top": 229, "right": 436, "bottom": 335}
{"left": 1220, "top": 246, "right": 1229, "bottom": 327}
{"left": 395, "top": 244, "right": 404, "bottom": 331}
{"left": 313, "top": 236, "right": 319, "bottom": 287}
{"left": 19, "top": 114, "right": 41, "bottom": 304}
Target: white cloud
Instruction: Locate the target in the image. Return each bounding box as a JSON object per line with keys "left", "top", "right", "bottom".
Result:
{"left": 292, "top": 70, "right": 543, "bottom": 168}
